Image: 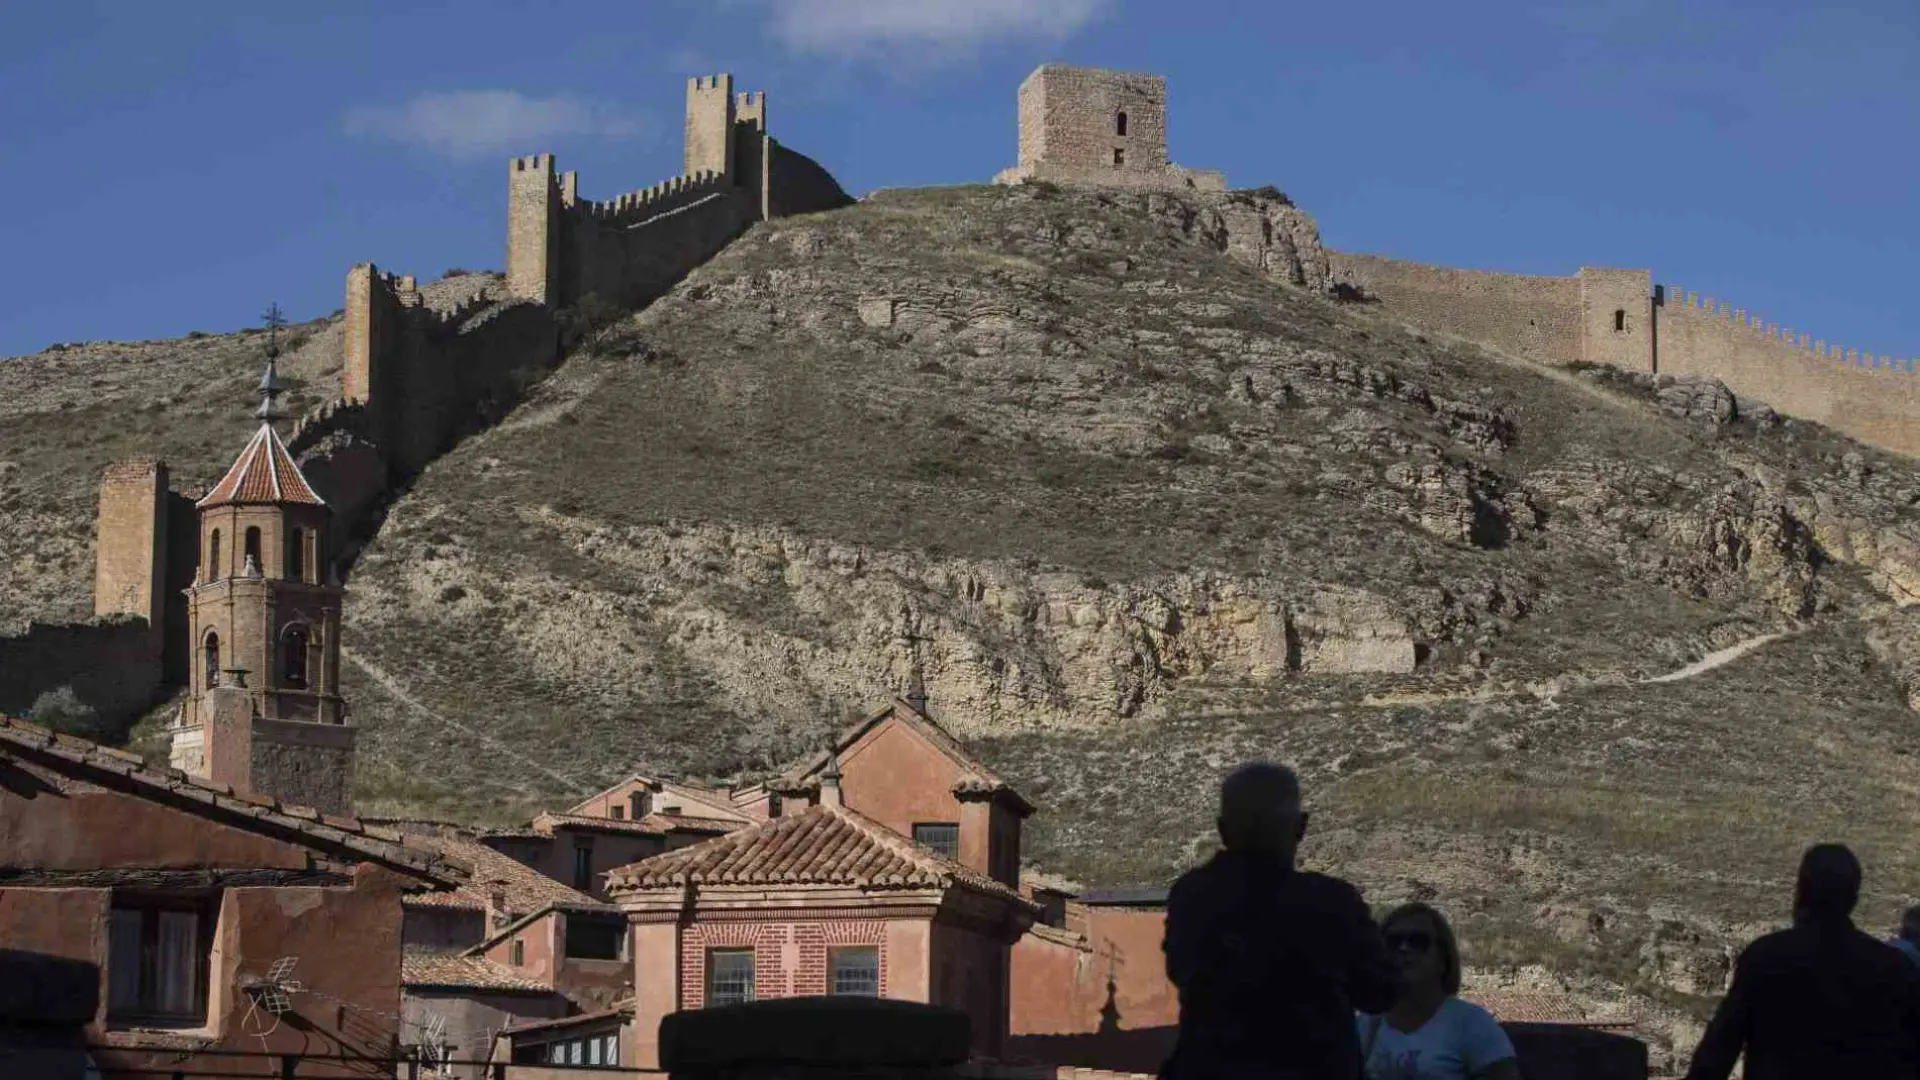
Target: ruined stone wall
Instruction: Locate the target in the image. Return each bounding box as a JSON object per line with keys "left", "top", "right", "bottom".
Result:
{"left": 1655, "top": 291, "right": 1920, "bottom": 455}
{"left": 251, "top": 716, "right": 356, "bottom": 817}
{"left": 0, "top": 617, "right": 160, "bottom": 723}
{"left": 1328, "top": 252, "right": 1584, "bottom": 364}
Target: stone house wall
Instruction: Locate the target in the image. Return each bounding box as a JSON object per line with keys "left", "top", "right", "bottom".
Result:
{"left": 0, "top": 758, "right": 420, "bottom": 1077}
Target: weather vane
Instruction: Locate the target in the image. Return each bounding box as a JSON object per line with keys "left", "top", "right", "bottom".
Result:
{"left": 256, "top": 303, "right": 287, "bottom": 424}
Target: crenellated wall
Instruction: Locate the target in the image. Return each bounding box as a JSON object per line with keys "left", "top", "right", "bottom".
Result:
{"left": 1654, "top": 287, "right": 1919, "bottom": 454}
{"left": 86, "top": 69, "right": 851, "bottom": 714}
{"left": 1330, "top": 252, "right": 1917, "bottom": 456}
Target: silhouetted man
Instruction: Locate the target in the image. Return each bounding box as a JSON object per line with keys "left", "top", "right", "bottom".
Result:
{"left": 1161, "top": 763, "right": 1399, "bottom": 1080}
{"left": 1686, "top": 843, "right": 1920, "bottom": 1080}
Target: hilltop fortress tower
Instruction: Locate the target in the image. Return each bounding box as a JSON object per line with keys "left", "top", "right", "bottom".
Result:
{"left": 994, "top": 64, "right": 1225, "bottom": 192}
{"left": 997, "top": 63, "right": 1916, "bottom": 456}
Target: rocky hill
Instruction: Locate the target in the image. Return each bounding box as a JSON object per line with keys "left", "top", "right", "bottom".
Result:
{"left": 7, "top": 184, "right": 1920, "bottom": 1065}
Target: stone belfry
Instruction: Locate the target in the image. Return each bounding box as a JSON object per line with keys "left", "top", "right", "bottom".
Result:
{"left": 172, "top": 306, "right": 355, "bottom": 815}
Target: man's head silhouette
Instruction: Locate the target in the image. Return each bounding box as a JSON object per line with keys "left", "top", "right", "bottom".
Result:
{"left": 1217, "top": 762, "right": 1306, "bottom": 862}
{"left": 1793, "top": 843, "right": 1862, "bottom": 923}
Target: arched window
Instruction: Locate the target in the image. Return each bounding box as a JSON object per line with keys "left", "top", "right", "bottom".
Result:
{"left": 286, "top": 528, "right": 305, "bottom": 582}
{"left": 1115, "top": 111, "right": 1128, "bottom": 137}
{"left": 203, "top": 632, "right": 220, "bottom": 690}
{"left": 281, "top": 624, "right": 309, "bottom": 689}
{"left": 207, "top": 530, "right": 221, "bottom": 582}
{"left": 244, "top": 527, "right": 262, "bottom": 575}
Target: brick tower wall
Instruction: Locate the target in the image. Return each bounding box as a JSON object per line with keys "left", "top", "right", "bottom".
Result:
{"left": 92, "top": 459, "right": 168, "bottom": 634}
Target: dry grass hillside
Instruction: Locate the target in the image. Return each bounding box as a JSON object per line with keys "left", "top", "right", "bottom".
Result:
{"left": 7, "top": 185, "right": 1920, "bottom": 1066}
{"left": 335, "top": 185, "right": 1920, "bottom": 1063}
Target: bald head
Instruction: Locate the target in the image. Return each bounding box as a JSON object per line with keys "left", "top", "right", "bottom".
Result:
{"left": 1217, "top": 762, "right": 1305, "bottom": 858}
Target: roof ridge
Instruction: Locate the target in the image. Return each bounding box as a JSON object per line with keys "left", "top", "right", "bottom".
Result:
{"left": 0, "top": 714, "right": 462, "bottom": 887}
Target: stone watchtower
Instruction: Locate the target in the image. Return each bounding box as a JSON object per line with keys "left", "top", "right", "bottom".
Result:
{"left": 171, "top": 338, "right": 355, "bottom": 815}
{"left": 994, "top": 64, "right": 1225, "bottom": 192}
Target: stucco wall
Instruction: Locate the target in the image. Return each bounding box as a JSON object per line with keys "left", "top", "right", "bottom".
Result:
{"left": 933, "top": 920, "right": 1012, "bottom": 1060}
{"left": 0, "top": 772, "right": 416, "bottom": 1076}
{"left": 1327, "top": 252, "right": 1582, "bottom": 364}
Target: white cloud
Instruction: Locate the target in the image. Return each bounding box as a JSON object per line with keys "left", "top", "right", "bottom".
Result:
{"left": 765, "top": 0, "right": 1108, "bottom": 58}
{"left": 342, "top": 91, "right": 651, "bottom": 158}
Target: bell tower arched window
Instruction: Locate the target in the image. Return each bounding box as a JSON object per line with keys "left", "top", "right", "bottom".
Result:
{"left": 281, "top": 624, "right": 309, "bottom": 690}
{"left": 286, "top": 528, "right": 305, "bottom": 582}
{"left": 207, "top": 530, "right": 221, "bottom": 582}
{"left": 1115, "top": 111, "right": 1128, "bottom": 136}
{"left": 244, "top": 528, "right": 262, "bottom": 575}
{"left": 203, "top": 632, "right": 220, "bottom": 691}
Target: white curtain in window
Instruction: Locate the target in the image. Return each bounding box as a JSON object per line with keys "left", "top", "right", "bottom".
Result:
{"left": 154, "top": 911, "right": 199, "bottom": 1015}
{"left": 569, "top": 1040, "right": 583, "bottom": 1064}
{"left": 605, "top": 1034, "right": 619, "bottom": 1065}
{"left": 548, "top": 1043, "right": 564, "bottom": 1064}
{"left": 107, "top": 909, "right": 143, "bottom": 1011}
{"left": 588, "top": 1037, "right": 602, "bottom": 1066}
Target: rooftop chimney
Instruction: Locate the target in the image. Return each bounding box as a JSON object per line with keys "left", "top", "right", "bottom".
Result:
{"left": 820, "top": 752, "right": 843, "bottom": 809}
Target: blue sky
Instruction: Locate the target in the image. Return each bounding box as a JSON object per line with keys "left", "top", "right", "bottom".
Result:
{"left": 2, "top": 0, "right": 1914, "bottom": 361}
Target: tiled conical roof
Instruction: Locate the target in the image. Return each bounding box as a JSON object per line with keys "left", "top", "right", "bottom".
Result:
{"left": 196, "top": 423, "right": 325, "bottom": 509}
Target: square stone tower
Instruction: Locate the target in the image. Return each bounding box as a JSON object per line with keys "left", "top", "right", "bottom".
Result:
{"left": 994, "top": 65, "right": 1225, "bottom": 192}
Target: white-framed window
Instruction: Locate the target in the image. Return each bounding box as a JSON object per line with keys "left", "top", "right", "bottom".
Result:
{"left": 829, "top": 946, "right": 879, "bottom": 996}
{"left": 708, "top": 948, "right": 755, "bottom": 1006}
{"left": 912, "top": 822, "right": 960, "bottom": 861}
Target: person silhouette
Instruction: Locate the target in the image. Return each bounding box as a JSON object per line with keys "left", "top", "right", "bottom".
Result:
{"left": 1686, "top": 843, "right": 1920, "bottom": 1079}
{"left": 1888, "top": 904, "right": 1920, "bottom": 967}
{"left": 1160, "top": 762, "right": 1399, "bottom": 1080}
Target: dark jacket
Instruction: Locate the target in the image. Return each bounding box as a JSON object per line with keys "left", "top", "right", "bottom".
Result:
{"left": 1161, "top": 850, "right": 1399, "bottom": 1080}
{"left": 1686, "top": 916, "right": 1920, "bottom": 1080}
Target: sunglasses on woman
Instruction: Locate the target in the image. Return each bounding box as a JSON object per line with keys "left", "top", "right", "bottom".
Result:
{"left": 1385, "top": 930, "right": 1433, "bottom": 953}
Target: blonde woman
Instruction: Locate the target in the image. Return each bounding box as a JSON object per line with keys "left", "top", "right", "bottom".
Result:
{"left": 1356, "top": 902, "right": 1520, "bottom": 1080}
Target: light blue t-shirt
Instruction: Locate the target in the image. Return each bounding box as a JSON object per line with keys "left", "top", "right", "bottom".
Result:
{"left": 1355, "top": 998, "right": 1516, "bottom": 1080}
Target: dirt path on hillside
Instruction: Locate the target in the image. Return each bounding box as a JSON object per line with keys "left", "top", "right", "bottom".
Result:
{"left": 342, "top": 645, "right": 588, "bottom": 789}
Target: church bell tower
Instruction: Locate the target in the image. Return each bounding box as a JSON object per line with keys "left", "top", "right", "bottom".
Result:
{"left": 172, "top": 308, "right": 355, "bottom": 814}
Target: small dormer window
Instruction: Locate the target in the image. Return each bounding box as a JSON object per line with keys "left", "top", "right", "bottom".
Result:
{"left": 1115, "top": 111, "right": 1128, "bottom": 136}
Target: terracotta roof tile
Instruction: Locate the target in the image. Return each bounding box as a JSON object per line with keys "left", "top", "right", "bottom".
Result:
{"left": 607, "top": 804, "right": 1034, "bottom": 910}
{"left": 401, "top": 952, "right": 552, "bottom": 993}
{"left": 639, "top": 812, "right": 744, "bottom": 835}
{"left": 402, "top": 833, "right": 613, "bottom": 917}
{"left": 1464, "top": 990, "right": 1626, "bottom": 1026}
{"left": 196, "top": 423, "right": 325, "bottom": 509}
{"left": 0, "top": 715, "right": 464, "bottom": 889}
{"left": 531, "top": 811, "right": 668, "bottom": 838}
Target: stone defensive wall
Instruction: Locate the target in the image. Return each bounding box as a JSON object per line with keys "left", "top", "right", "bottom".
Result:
{"left": 1329, "top": 251, "right": 1918, "bottom": 456}
{"left": 0, "top": 616, "right": 161, "bottom": 722}
{"left": 72, "top": 70, "right": 854, "bottom": 721}
{"left": 1328, "top": 251, "right": 1584, "bottom": 365}
{"left": 1654, "top": 286, "right": 1920, "bottom": 455}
